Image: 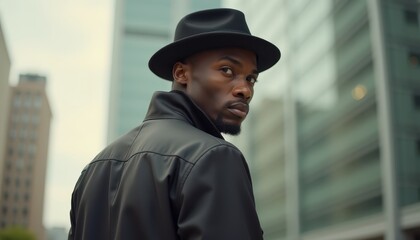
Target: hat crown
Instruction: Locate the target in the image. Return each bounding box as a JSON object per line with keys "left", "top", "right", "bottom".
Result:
{"left": 149, "top": 8, "right": 280, "bottom": 81}
{"left": 174, "top": 9, "right": 251, "bottom": 41}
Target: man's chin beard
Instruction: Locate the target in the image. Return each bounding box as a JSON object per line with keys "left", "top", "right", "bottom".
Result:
{"left": 215, "top": 116, "right": 241, "bottom": 135}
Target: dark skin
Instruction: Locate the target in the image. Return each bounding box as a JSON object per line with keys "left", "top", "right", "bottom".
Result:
{"left": 172, "top": 48, "right": 258, "bottom": 135}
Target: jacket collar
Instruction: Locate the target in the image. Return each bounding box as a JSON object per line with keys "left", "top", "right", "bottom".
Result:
{"left": 144, "top": 90, "right": 224, "bottom": 139}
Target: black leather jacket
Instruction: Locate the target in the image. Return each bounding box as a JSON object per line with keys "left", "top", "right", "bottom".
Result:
{"left": 68, "top": 91, "right": 263, "bottom": 240}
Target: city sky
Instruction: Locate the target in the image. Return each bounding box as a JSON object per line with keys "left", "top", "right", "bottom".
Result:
{"left": 0, "top": 0, "right": 113, "bottom": 229}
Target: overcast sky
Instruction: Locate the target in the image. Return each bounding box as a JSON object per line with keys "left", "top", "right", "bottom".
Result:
{"left": 0, "top": 0, "right": 114, "bottom": 229}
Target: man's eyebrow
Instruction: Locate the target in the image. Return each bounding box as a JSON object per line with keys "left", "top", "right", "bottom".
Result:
{"left": 219, "top": 56, "right": 242, "bottom": 66}
{"left": 218, "top": 56, "right": 259, "bottom": 74}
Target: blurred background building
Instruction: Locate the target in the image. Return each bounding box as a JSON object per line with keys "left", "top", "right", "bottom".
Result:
{"left": 225, "top": 0, "right": 420, "bottom": 239}
{"left": 0, "top": 18, "right": 11, "bottom": 210}
{"left": 46, "top": 226, "right": 67, "bottom": 240}
{"left": 106, "top": 0, "right": 221, "bottom": 143}
{"left": 0, "top": 74, "right": 52, "bottom": 240}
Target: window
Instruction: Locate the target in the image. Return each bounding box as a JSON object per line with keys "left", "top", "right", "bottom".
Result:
{"left": 26, "top": 164, "right": 33, "bottom": 173}
{"left": 21, "top": 113, "right": 29, "bottom": 124}
{"left": 15, "top": 178, "right": 20, "bottom": 188}
{"left": 28, "top": 130, "right": 37, "bottom": 141}
{"left": 12, "top": 207, "right": 17, "bottom": 216}
{"left": 409, "top": 52, "right": 420, "bottom": 67}
{"left": 24, "top": 193, "right": 30, "bottom": 202}
{"left": 14, "top": 192, "right": 19, "bottom": 202}
{"left": 6, "top": 161, "right": 12, "bottom": 170}
{"left": 9, "top": 129, "right": 17, "bottom": 138}
{"left": 32, "top": 115, "right": 39, "bottom": 125}
{"left": 33, "top": 94, "right": 42, "bottom": 108}
{"left": 3, "top": 192, "right": 9, "bottom": 201}
{"left": 8, "top": 147, "right": 13, "bottom": 156}
{"left": 1, "top": 206, "right": 7, "bottom": 215}
{"left": 24, "top": 94, "right": 32, "bottom": 108}
{"left": 17, "top": 144, "right": 24, "bottom": 157}
{"left": 4, "top": 176, "right": 10, "bottom": 186}
{"left": 414, "top": 94, "right": 420, "bottom": 110}
{"left": 416, "top": 139, "right": 420, "bottom": 155}
{"left": 13, "top": 93, "right": 21, "bottom": 107}
{"left": 22, "top": 207, "right": 28, "bottom": 217}
{"left": 404, "top": 9, "right": 419, "bottom": 26}
{"left": 25, "top": 179, "right": 31, "bottom": 188}
{"left": 28, "top": 144, "right": 37, "bottom": 156}
{"left": 15, "top": 159, "right": 25, "bottom": 171}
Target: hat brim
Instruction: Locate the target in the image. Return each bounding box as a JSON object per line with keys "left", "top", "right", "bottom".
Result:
{"left": 148, "top": 31, "right": 281, "bottom": 81}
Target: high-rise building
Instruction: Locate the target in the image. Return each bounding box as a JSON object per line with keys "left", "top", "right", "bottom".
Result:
{"left": 0, "top": 18, "right": 11, "bottom": 205}
{"left": 107, "top": 0, "right": 221, "bottom": 143}
{"left": 225, "top": 0, "right": 420, "bottom": 239}
{"left": 0, "top": 74, "right": 52, "bottom": 240}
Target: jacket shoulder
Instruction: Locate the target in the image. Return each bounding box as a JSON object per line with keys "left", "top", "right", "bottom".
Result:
{"left": 133, "top": 119, "right": 238, "bottom": 164}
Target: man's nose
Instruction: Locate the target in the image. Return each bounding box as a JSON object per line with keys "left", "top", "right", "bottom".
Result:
{"left": 232, "top": 79, "right": 253, "bottom": 101}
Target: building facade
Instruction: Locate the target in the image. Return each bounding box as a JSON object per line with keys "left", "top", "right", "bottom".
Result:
{"left": 0, "top": 18, "right": 11, "bottom": 205}
{"left": 225, "top": 0, "right": 420, "bottom": 239}
{"left": 107, "top": 0, "right": 221, "bottom": 143}
{"left": 0, "top": 74, "right": 52, "bottom": 240}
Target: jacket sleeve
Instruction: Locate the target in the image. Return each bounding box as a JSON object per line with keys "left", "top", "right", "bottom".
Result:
{"left": 177, "top": 145, "right": 263, "bottom": 240}
{"left": 68, "top": 168, "right": 88, "bottom": 240}
{"left": 68, "top": 190, "right": 76, "bottom": 240}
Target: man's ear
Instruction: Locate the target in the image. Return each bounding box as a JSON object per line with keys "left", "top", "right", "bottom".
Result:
{"left": 172, "top": 62, "right": 189, "bottom": 86}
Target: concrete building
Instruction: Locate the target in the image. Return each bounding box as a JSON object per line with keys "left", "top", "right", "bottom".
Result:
{"left": 0, "top": 17, "right": 11, "bottom": 207}
{"left": 107, "top": 0, "right": 221, "bottom": 143}
{"left": 0, "top": 74, "right": 52, "bottom": 240}
{"left": 225, "top": 0, "right": 420, "bottom": 239}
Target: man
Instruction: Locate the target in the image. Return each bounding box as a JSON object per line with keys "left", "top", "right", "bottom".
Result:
{"left": 69, "top": 8, "right": 280, "bottom": 240}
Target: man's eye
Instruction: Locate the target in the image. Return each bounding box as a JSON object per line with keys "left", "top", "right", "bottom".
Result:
{"left": 247, "top": 76, "right": 258, "bottom": 84}
{"left": 221, "top": 67, "right": 233, "bottom": 75}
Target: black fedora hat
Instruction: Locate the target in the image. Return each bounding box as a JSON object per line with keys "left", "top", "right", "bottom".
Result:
{"left": 148, "top": 8, "right": 281, "bottom": 81}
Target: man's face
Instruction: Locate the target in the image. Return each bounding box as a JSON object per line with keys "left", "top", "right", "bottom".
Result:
{"left": 179, "top": 48, "right": 258, "bottom": 135}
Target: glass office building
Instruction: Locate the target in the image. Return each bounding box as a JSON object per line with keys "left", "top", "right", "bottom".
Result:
{"left": 107, "top": 0, "right": 220, "bottom": 143}
{"left": 225, "top": 0, "right": 420, "bottom": 239}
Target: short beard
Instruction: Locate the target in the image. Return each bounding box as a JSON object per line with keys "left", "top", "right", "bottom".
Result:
{"left": 214, "top": 114, "right": 241, "bottom": 135}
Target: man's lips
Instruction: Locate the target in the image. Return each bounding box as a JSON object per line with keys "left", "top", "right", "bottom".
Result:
{"left": 227, "top": 102, "right": 249, "bottom": 119}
